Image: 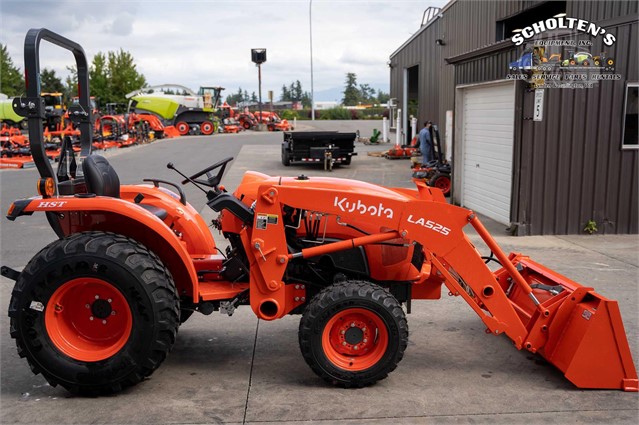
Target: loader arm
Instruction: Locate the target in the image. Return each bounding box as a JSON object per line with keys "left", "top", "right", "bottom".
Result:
{"left": 242, "top": 177, "right": 637, "bottom": 391}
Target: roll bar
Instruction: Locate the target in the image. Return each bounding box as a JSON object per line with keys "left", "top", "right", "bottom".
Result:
{"left": 12, "top": 28, "right": 93, "bottom": 182}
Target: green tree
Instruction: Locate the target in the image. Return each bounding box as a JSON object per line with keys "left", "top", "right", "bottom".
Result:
{"left": 359, "top": 83, "right": 375, "bottom": 103}
{"left": 292, "top": 80, "right": 303, "bottom": 101}
{"left": 89, "top": 52, "right": 109, "bottom": 102}
{"left": 301, "top": 91, "right": 312, "bottom": 108}
{"left": 64, "top": 65, "right": 78, "bottom": 99}
{"left": 226, "top": 87, "right": 245, "bottom": 105}
{"left": 280, "top": 84, "right": 290, "bottom": 101}
{"left": 106, "top": 49, "right": 146, "bottom": 104}
{"left": 342, "top": 72, "right": 360, "bottom": 106}
{"left": 40, "top": 68, "right": 65, "bottom": 94}
{"left": 376, "top": 89, "right": 390, "bottom": 104}
{"left": 251, "top": 91, "right": 258, "bottom": 102}
{"left": 0, "top": 44, "right": 24, "bottom": 96}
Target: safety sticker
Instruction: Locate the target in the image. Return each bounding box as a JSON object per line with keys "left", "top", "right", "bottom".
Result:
{"left": 256, "top": 214, "right": 279, "bottom": 230}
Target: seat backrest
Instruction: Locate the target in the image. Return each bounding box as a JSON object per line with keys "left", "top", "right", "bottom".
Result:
{"left": 82, "top": 155, "right": 120, "bottom": 198}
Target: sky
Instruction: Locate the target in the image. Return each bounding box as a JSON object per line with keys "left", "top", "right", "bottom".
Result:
{"left": 0, "top": 0, "right": 448, "bottom": 101}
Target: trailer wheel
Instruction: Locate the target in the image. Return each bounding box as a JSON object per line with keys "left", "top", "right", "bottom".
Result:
{"left": 8, "top": 231, "right": 179, "bottom": 395}
{"left": 429, "top": 172, "right": 451, "bottom": 196}
{"left": 200, "top": 121, "right": 214, "bottom": 135}
{"left": 299, "top": 280, "right": 408, "bottom": 387}
{"left": 281, "top": 149, "right": 291, "bottom": 166}
{"left": 176, "top": 121, "right": 189, "bottom": 136}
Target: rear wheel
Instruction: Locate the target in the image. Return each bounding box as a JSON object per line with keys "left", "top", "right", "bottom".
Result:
{"left": 200, "top": 121, "right": 214, "bottom": 135}
{"left": 8, "top": 232, "right": 179, "bottom": 395}
{"left": 299, "top": 281, "right": 408, "bottom": 387}
{"left": 176, "top": 121, "right": 189, "bottom": 136}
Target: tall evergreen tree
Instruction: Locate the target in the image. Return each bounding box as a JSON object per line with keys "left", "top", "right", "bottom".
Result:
{"left": 0, "top": 44, "right": 24, "bottom": 96}
{"left": 342, "top": 73, "right": 360, "bottom": 106}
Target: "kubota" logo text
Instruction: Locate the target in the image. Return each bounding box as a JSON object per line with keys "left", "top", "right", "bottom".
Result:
{"left": 334, "top": 197, "right": 394, "bottom": 219}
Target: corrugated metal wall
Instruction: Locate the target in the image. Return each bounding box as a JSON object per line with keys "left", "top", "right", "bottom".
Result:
{"left": 390, "top": 0, "right": 533, "bottom": 127}
{"left": 514, "top": 19, "right": 638, "bottom": 234}
{"left": 389, "top": 0, "right": 638, "bottom": 235}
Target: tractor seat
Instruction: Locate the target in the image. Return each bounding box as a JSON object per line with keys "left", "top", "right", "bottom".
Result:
{"left": 82, "top": 155, "right": 168, "bottom": 221}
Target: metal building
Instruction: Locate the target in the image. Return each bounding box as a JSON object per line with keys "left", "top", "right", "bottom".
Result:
{"left": 389, "top": 0, "right": 638, "bottom": 235}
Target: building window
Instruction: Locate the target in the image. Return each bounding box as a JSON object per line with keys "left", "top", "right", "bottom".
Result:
{"left": 622, "top": 83, "right": 638, "bottom": 149}
{"left": 496, "top": 1, "right": 566, "bottom": 42}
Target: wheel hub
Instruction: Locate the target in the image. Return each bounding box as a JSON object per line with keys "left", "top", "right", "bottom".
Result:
{"left": 344, "top": 326, "right": 364, "bottom": 345}
{"left": 91, "top": 298, "right": 112, "bottom": 319}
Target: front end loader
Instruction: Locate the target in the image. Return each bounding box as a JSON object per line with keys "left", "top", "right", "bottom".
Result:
{"left": 3, "top": 29, "right": 637, "bottom": 395}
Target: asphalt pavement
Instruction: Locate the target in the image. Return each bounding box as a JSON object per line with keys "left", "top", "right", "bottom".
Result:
{"left": 1, "top": 120, "right": 638, "bottom": 424}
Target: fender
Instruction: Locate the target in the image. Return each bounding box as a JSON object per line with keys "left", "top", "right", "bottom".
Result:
{"left": 8, "top": 195, "right": 200, "bottom": 301}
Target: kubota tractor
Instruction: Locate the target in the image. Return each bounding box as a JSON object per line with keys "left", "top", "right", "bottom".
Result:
{"left": 3, "top": 29, "right": 638, "bottom": 396}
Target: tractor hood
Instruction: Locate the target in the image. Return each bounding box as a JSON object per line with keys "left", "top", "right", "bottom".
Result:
{"left": 234, "top": 171, "right": 419, "bottom": 206}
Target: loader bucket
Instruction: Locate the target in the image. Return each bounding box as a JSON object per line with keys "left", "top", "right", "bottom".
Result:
{"left": 162, "top": 125, "right": 181, "bottom": 138}
{"left": 496, "top": 256, "right": 638, "bottom": 391}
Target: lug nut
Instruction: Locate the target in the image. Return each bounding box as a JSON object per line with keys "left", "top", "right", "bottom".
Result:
{"left": 89, "top": 316, "right": 94, "bottom": 321}
{"left": 111, "top": 311, "right": 116, "bottom": 316}
{"left": 354, "top": 346, "right": 359, "bottom": 350}
{"left": 363, "top": 338, "right": 368, "bottom": 343}
{"left": 362, "top": 327, "right": 366, "bottom": 332}
{"left": 102, "top": 320, "right": 107, "bottom": 325}
{"left": 342, "top": 341, "right": 347, "bottom": 346}
{"left": 351, "top": 322, "right": 356, "bottom": 327}
{"left": 95, "top": 295, "right": 99, "bottom": 299}
{"left": 107, "top": 298, "right": 112, "bottom": 303}
{"left": 341, "top": 330, "right": 346, "bottom": 335}
{"left": 85, "top": 304, "right": 90, "bottom": 308}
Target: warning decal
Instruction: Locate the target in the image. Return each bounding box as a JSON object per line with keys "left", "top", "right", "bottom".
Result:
{"left": 256, "top": 214, "right": 278, "bottom": 230}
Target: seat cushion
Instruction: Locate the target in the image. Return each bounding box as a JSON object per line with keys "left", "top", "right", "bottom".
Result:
{"left": 82, "top": 155, "right": 120, "bottom": 197}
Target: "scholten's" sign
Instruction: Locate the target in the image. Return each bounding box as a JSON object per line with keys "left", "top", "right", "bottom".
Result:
{"left": 512, "top": 17, "right": 616, "bottom": 46}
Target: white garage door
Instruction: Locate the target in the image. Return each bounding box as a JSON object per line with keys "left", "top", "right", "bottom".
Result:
{"left": 461, "top": 82, "right": 515, "bottom": 225}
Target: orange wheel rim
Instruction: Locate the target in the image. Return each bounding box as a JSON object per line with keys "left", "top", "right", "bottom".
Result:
{"left": 45, "top": 277, "right": 132, "bottom": 362}
{"left": 322, "top": 308, "right": 389, "bottom": 371}
{"left": 201, "top": 122, "right": 213, "bottom": 134}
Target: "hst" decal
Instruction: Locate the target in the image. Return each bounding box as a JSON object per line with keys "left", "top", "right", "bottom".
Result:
{"left": 407, "top": 214, "right": 450, "bottom": 236}
{"left": 38, "top": 201, "right": 67, "bottom": 208}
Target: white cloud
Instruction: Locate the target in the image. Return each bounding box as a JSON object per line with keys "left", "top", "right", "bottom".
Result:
{"left": 0, "top": 0, "right": 448, "bottom": 99}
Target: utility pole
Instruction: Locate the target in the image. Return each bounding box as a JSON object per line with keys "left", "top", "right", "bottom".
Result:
{"left": 309, "top": 0, "right": 315, "bottom": 120}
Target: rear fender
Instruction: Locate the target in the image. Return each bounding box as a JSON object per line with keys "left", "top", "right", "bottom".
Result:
{"left": 9, "top": 196, "right": 200, "bottom": 302}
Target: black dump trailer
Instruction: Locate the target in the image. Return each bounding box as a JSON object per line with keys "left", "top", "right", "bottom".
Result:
{"left": 281, "top": 131, "right": 357, "bottom": 171}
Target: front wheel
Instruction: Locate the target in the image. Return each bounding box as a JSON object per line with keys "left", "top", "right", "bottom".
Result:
{"left": 299, "top": 281, "right": 408, "bottom": 387}
{"left": 8, "top": 232, "right": 179, "bottom": 395}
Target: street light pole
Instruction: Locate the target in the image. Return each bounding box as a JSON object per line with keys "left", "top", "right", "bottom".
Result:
{"left": 309, "top": 0, "right": 315, "bottom": 120}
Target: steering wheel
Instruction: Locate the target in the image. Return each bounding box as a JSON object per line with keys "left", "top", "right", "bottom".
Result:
{"left": 173, "top": 157, "right": 233, "bottom": 190}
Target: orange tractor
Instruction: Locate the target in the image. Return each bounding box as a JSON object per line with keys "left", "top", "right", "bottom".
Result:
{"left": 3, "top": 29, "right": 638, "bottom": 396}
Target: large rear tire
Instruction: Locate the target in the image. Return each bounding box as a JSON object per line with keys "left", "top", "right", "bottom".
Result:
{"left": 8, "top": 231, "right": 179, "bottom": 395}
{"left": 299, "top": 281, "right": 408, "bottom": 387}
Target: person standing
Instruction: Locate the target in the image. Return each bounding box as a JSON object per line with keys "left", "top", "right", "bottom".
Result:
{"left": 418, "top": 121, "right": 433, "bottom": 165}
